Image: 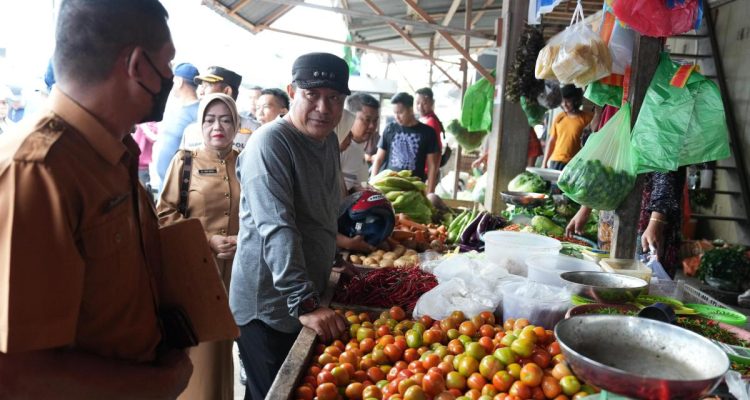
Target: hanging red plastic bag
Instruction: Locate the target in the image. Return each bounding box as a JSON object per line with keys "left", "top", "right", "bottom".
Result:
{"left": 612, "top": 0, "right": 701, "bottom": 38}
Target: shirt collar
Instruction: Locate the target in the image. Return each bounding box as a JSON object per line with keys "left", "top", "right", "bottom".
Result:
{"left": 48, "top": 87, "right": 128, "bottom": 166}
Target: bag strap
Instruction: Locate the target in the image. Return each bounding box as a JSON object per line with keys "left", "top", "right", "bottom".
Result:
{"left": 570, "top": 0, "right": 585, "bottom": 26}
{"left": 178, "top": 150, "right": 193, "bottom": 218}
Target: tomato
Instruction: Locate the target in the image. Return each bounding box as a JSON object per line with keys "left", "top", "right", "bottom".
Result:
{"left": 510, "top": 338, "right": 534, "bottom": 358}
{"left": 509, "top": 381, "right": 531, "bottom": 399}
{"left": 394, "top": 336, "right": 408, "bottom": 352}
{"left": 372, "top": 347, "right": 389, "bottom": 365}
{"left": 295, "top": 385, "right": 314, "bottom": 400}
{"left": 506, "top": 363, "right": 521, "bottom": 380}
{"left": 325, "top": 345, "right": 342, "bottom": 358}
{"left": 423, "top": 329, "right": 444, "bottom": 346}
{"left": 478, "top": 337, "right": 495, "bottom": 355}
{"left": 406, "top": 330, "right": 423, "bottom": 349}
{"left": 404, "top": 385, "right": 426, "bottom": 400}
{"left": 491, "top": 370, "right": 514, "bottom": 392}
{"left": 572, "top": 392, "right": 590, "bottom": 400}
{"left": 384, "top": 343, "right": 403, "bottom": 363}
{"left": 308, "top": 365, "right": 321, "bottom": 376}
{"left": 397, "top": 369, "right": 415, "bottom": 381}
{"left": 512, "top": 319, "right": 530, "bottom": 331}
{"left": 395, "top": 361, "right": 408, "bottom": 371}
{"left": 459, "top": 335, "right": 473, "bottom": 346}
{"left": 408, "top": 360, "right": 426, "bottom": 374}
{"left": 402, "top": 348, "right": 419, "bottom": 363}
{"left": 446, "top": 371, "right": 467, "bottom": 390}
{"left": 530, "top": 386, "right": 545, "bottom": 400}
{"left": 479, "top": 324, "right": 496, "bottom": 338}
{"left": 438, "top": 360, "right": 454, "bottom": 375}
{"left": 422, "top": 371, "right": 446, "bottom": 396}
{"left": 441, "top": 318, "right": 458, "bottom": 332}
{"left": 465, "top": 388, "right": 482, "bottom": 400}
{"left": 358, "top": 312, "right": 370, "bottom": 323}
{"left": 479, "top": 311, "right": 496, "bottom": 326}
{"left": 353, "top": 370, "right": 368, "bottom": 383}
{"left": 377, "top": 325, "right": 392, "bottom": 338}
{"left": 422, "top": 354, "right": 441, "bottom": 369}
{"left": 519, "top": 363, "right": 542, "bottom": 387}
{"left": 318, "top": 352, "right": 337, "bottom": 365}
{"left": 390, "top": 306, "right": 407, "bottom": 321}
{"left": 447, "top": 329, "right": 461, "bottom": 340}
{"left": 478, "top": 355, "right": 502, "bottom": 380}
{"left": 412, "top": 372, "right": 425, "bottom": 386}
{"left": 360, "top": 338, "right": 376, "bottom": 353}
{"left": 435, "top": 391, "right": 457, "bottom": 400}
{"left": 345, "top": 382, "right": 365, "bottom": 399}
{"left": 541, "top": 376, "right": 562, "bottom": 398}
{"left": 552, "top": 354, "right": 566, "bottom": 365}
{"left": 419, "top": 315, "right": 434, "bottom": 328}
{"left": 434, "top": 345, "right": 449, "bottom": 359}
{"left": 317, "top": 370, "right": 336, "bottom": 385}
{"left": 367, "top": 366, "right": 385, "bottom": 382}
{"left": 559, "top": 376, "right": 581, "bottom": 396}
{"left": 362, "top": 385, "right": 383, "bottom": 400}
{"left": 331, "top": 366, "right": 350, "bottom": 386}
{"left": 448, "top": 339, "right": 465, "bottom": 355}
{"left": 412, "top": 322, "right": 427, "bottom": 335}
{"left": 530, "top": 350, "right": 550, "bottom": 369}
{"left": 399, "top": 378, "right": 418, "bottom": 395}
{"left": 465, "top": 342, "right": 487, "bottom": 360}
{"left": 517, "top": 329, "right": 537, "bottom": 345}
{"left": 458, "top": 355, "right": 479, "bottom": 377}
{"left": 316, "top": 382, "right": 338, "bottom": 400}
{"left": 547, "top": 342, "right": 561, "bottom": 357}
{"left": 552, "top": 396, "right": 569, "bottom": 400}
{"left": 358, "top": 327, "right": 376, "bottom": 342}
{"left": 551, "top": 363, "right": 573, "bottom": 380}
{"left": 378, "top": 334, "right": 396, "bottom": 347}
{"left": 467, "top": 373, "right": 487, "bottom": 391}
{"left": 360, "top": 355, "right": 376, "bottom": 371}
{"left": 493, "top": 347, "right": 516, "bottom": 366}
{"left": 339, "top": 351, "right": 358, "bottom": 366}
{"left": 459, "top": 321, "right": 478, "bottom": 337}
{"left": 481, "top": 383, "right": 498, "bottom": 398}
{"left": 500, "top": 334, "right": 517, "bottom": 348}
{"left": 450, "top": 311, "right": 466, "bottom": 323}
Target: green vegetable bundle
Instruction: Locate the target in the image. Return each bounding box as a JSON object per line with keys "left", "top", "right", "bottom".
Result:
{"left": 557, "top": 103, "right": 637, "bottom": 210}
{"left": 508, "top": 171, "right": 547, "bottom": 193}
{"left": 372, "top": 170, "right": 432, "bottom": 223}
{"left": 697, "top": 246, "right": 750, "bottom": 293}
{"left": 446, "top": 119, "right": 487, "bottom": 152}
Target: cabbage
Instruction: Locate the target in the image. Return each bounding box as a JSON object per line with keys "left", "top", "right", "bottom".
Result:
{"left": 508, "top": 172, "right": 547, "bottom": 193}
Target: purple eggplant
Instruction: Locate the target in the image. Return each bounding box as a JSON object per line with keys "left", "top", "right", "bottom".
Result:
{"left": 460, "top": 211, "right": 486, "bottom": 245}
{"left": 475, "top": 212, "right": 493, "bottom": 238}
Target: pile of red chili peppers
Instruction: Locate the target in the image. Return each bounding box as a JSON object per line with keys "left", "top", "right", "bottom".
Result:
{"left": 333, "top": 267, "right": 438, "bottom": 312}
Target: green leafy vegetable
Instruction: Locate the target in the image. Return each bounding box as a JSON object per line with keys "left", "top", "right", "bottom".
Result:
{"left": 508, "top": 171, "right": 548, "bottom": 194}
{"left": 697, "top": 246, "right": 750, "bottom": 292}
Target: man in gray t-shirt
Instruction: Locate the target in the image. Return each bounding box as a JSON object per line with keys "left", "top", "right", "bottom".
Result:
{"left": 230, "top": 52, "right": 350, "bottom": 399}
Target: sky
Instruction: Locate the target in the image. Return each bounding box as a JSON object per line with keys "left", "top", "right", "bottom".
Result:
{"left": 0, "top": 0, "right": 470, "bottom": 119}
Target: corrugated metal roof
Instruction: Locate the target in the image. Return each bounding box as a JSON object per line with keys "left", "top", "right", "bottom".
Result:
{"left": 201, "top": 0, "right": 603, "bottom": 61}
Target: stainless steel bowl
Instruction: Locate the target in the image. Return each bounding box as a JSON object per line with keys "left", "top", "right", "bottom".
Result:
{"left": 556, "top": 316, "right": 729, "bottom": 400}
{"left": 560, "top": 271, "right": 647, "bottom": 304}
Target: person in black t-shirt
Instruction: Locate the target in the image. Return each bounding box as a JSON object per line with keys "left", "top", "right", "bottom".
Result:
{"left": 370, "top": 92, "right": 440, "bottom": 193}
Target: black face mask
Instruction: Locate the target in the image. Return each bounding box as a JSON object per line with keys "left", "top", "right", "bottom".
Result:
{"left": 136, "top": 52, "right": 174, "bottom": 123}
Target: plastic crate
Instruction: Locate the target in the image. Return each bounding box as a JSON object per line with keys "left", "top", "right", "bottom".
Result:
{"left": 683, "top": 283, "right": 734, "bottom": 309}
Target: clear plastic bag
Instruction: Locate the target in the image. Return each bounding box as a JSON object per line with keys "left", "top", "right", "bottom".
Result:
{"left": 432, "top": 254, "right": 510, "bottom": 294}
{"left": 499, "top": 280, "right": 571, "bottom": 328}
{"left": 599, "top": 6, "right": 634, "bottom": 75}
{"left": 412, "top": 278, "right": 497, "bottom": 320}
{"left": 550, "top": 2, "right": 612, "bottom": 87}
{"left": 557, "top": 103, "right": 637, "bottom": 210}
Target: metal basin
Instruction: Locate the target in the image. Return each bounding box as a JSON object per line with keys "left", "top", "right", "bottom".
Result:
{"left": 561, "top": 271, "right": 647, "bottom": 304}
{"left": 556, "top": 316, "right": 729, "bottom": 400}
{"left": 500, "top": 191, "right": 548, "bottom": 207}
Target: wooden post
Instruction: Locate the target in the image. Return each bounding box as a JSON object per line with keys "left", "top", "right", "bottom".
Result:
{"left": 452, "top": 0, "right": 473, "bottom": 201}
{"left": 611, "top": 34, "right": 662, "bottom": 259}
{"left": 484, "top": 0, "right": 530, "bottom": 214}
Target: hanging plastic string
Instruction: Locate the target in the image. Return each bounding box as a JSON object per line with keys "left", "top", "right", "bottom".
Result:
{"left": 569, "top": 0, "right": 585, "bottom": 27}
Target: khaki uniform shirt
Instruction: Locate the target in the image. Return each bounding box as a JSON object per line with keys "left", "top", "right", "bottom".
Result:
{"left": 0, "top": 88, "right": 162, "bottom": 362}
{"left": 156, "top": 148, "right": 240, "bottom": 286}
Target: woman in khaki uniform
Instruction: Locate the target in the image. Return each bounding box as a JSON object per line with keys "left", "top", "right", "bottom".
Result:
{"left": 157, "top": 93, "right": 241, "bottom": 400}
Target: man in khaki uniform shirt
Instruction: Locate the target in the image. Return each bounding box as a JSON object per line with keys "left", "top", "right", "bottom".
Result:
{"left": 0, "top": 0, "right": 191, "bottom": 398}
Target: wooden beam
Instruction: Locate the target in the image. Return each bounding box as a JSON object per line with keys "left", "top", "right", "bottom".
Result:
{"left": 611, "top": 35, "right": 662, "bottom": 259}
{"left": 258, "top": 0, "right": 494, "bottom": 39}
{"left": 229, "top": 0, "right": 251, "bottom": 15}
{"left": 362, "top": 0, "right": 461, "bottom": 88}
{"left": 433, "top": 0, "right": 463, "bottom": 50}
{"left": 484, "top": 0, "right": 530, "bottom": 213}
{"left": 260, "top": 4, "right": 293, "bottom": 28}
{"left": 402, "top": 0, "right": 495, "bottom": 84}
{"left": 202, "top": 0, "right": 258, "bottom": 32}
{"left": 257, "top": 24, "right": 460, "bottom": 64}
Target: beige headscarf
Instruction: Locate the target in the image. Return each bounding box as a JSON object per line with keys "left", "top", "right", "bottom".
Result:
{"left": 198, "top": 93, "right": 240, "bottom": 141}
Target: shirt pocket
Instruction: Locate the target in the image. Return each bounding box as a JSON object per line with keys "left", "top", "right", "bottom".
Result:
{"left": 80, "top": 204, "right": 139, "bottom": 291}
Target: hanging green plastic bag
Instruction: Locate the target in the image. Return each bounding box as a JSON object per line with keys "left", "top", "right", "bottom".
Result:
{"left": 584, "top": 80, "right": 623, "bottom": 107}
{"left": 461, "top": 72, "right": 495, "bottom": 132}
{"left": 520, "top": 96, "right": 547, "bottom": 126}
{"left": 558, "top": 103, "right": 637, "bottom": 210}
{"left": 631, "top": 53, "right": 730, "bottom": 173}
{"left": 446, "top": 119, "right": 487, "bottom": 152}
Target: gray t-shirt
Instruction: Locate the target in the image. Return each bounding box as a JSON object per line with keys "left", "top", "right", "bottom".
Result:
{"left": 230, "top": 118, "right": 341, "bottom": 333}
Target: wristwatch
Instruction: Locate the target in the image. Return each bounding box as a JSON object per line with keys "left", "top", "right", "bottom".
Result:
{"left": 299, "top": 295, "right": 320, "bottom": 315}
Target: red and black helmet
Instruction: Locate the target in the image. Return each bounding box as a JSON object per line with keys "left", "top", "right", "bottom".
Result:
{"left": 338, "top": 189, "right": 396, "bottom": 246}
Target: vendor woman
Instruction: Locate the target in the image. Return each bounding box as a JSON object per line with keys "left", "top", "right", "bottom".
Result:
{"left": 542, "top": 85, "right": 594, "bottom": 171}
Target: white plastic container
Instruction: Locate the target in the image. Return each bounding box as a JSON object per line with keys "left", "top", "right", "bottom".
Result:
{"left": 483, "top": 232, "right": 562, "bottom": 276}
{"left": 500, "top": 280, "right": 571, "bottom": 328}
{"left": 526, "top": 254, "right": 601, "bottom": 287}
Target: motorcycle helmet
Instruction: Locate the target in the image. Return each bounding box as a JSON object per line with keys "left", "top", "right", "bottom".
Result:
{"left": 338, "top": 189, "right": 396, "bottom": 246}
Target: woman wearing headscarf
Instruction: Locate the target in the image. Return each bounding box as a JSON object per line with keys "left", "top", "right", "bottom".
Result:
{"left": 157, "top": 93, "right": 241, "bottom": 400}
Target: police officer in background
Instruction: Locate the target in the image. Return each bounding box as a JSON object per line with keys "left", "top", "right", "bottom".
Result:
{"left": 0, "top": 0, "right": 192, "bottom": 398}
